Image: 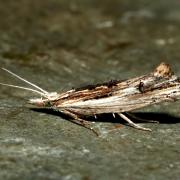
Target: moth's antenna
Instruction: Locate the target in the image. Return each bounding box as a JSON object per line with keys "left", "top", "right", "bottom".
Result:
{"left": 0, "top": 82, "right": 47, "bottom": 97}
{"left": 1, "top": 68, "right": 48, "bottom": 94}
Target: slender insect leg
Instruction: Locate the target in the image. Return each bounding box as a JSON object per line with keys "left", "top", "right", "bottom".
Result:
{"left": 112, "top": 113, "right": 116, "bottom": 118}
{"left": 118, "top": 113, "right": 152, "bottom": 132}
{"left": 62, "top": 110, "right": 99, "bottom": 136}
{"left": 125, "top": 112, "right": 159, "bottom": 123}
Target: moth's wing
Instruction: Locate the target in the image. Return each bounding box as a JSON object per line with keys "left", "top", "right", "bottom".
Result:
{"left": 57, "top": 94, "right": 155, "bottom": 115}
{"left": 58, "top": 89, "right": 175, "bottom": 115}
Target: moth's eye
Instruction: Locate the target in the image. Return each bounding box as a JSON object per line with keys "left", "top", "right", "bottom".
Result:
{"left": 45, "top": 101, "right": 52, "bottom": 107}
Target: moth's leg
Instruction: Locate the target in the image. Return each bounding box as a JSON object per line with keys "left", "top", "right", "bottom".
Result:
{"left": 118, "top": 113, "right": 152, "bottom": 132}
{"left": 112, "top": 113, "right": 116, "bottom": 118}
{"left": 62, "top": 110, "right": 99, "bottom": 136}
{"left": 125, "top": 112, "right": 159, "bottom": 123}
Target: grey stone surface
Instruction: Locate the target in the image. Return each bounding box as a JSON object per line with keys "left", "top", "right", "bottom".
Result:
{"left": 0, "top": 0, "right": 180, "bottom": 179}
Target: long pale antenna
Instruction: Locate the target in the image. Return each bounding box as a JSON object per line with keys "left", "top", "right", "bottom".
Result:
{"left": 2, "top": 68, "right": 48, "bottom": 94}
{"left": 0, "top": 82, "right": 47, "bottom": 97}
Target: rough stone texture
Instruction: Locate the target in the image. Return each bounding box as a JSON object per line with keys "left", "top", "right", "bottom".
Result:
{"left": 0, "top": 0, "right": 180, "bottom": 179}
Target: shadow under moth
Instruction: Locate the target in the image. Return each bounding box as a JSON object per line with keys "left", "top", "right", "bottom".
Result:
{"left": 1, "top": 62, "right": 180, "bottom": 135}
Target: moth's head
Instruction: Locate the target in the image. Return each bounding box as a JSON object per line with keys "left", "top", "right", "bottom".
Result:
{"left": 0, "top": 68, "right": 60, "bottom": 107}
{"left": 29, "top": 92, "right": 58, "bottom": 107}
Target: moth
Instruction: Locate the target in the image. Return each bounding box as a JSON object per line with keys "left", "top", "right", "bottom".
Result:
{"left": 1, "top": 62, "right": 180, "bottom": 135}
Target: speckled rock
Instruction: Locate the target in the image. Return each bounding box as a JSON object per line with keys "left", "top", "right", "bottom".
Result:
{"left": 0, "top": 0, "right": 180, "bottom": 179}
